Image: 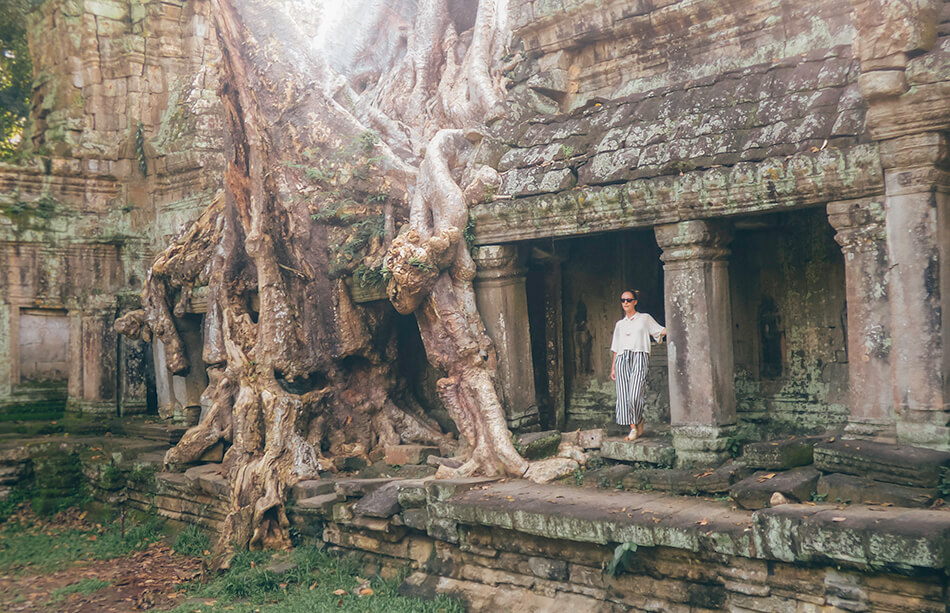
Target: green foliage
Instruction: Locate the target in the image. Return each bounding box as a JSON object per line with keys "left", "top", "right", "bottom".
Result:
{"left": 463, "top": 215, "right": 477, "bottom": 252}
{"left": 939, "top": 466, "right": 950, "bottom": 498}
{"left": 725, "top": 424, "right": 756, "bottom": 459}
{"left": 49, "top": 578, "right": 110, "bottom": 602}
{"left": 173, "top": 524, "right": 212, "bottom": 558}
{"left": 354, "top": 263, "right": 391, "bottom": 288}
{"left": 606, "top": 542, "right": 637, "bottom": 576}
{"left": 407, "top": 256, "right": 434, "bottom": 272}
{"left": 810, "top": 491, "right": 828, "bottom": 503}
{"left": 172, "top": 546, "right": 464, "bottom": 612}
{"left": 0, "top": 485, "right": 28, "bottom": 524}
{"left": 126, "top": 463, "right": 158, "bottom": 487}
{"left": 572, "top": 468, "right": 585, "bottom": 486}
{"left": 0, "top": 0, "right": 39, "bottom": 159}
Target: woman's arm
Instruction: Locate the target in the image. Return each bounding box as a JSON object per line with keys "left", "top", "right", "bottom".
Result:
{"left": 610, "top": 351, "right": 617, "bottom": 380}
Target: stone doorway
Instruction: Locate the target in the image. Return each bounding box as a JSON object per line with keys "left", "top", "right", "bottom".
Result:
{"left": 11, "top": 308, "right": 69, "bottom": 419}
{"left": 729, "top": 208, "right": 849, "bottom": 437}
{"left": 525, "top": 230, "right": 668, "bottom": 433}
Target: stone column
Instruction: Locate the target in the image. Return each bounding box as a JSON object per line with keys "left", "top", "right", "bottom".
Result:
{"left": 654, "top": 220, "right": 736, "bottom": 466}
{"left": 827, "top": 198, "right": 895, "bottom": 439}
{"left": 880, "top": 133, "right": 950, "bottom": 449}
{"left": 473, "top": 245, "right": 540, "bottom": 431}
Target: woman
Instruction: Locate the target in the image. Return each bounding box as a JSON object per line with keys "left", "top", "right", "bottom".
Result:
{"left": 610, "top": 289, "right": 666, "bottom": 441}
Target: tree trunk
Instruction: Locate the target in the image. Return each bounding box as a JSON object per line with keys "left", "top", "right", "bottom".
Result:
{"left": 117, "top": 0, "right": 540, "bottom": 564}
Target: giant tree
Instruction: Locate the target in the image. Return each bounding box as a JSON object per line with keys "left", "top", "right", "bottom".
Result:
{"left": 116, "top": 0, "right": 564, "bottom": 561}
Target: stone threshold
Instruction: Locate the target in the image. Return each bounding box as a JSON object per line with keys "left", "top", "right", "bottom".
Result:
{"left": 428, "top": 479, "right": 950, "bottom": 573}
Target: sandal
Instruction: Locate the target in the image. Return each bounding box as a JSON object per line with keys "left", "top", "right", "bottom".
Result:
{"left": 626, "top": 429, "right": 639, "bottom": 441}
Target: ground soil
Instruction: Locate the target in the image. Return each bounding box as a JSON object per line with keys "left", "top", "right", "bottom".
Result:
{"left": 0, "top": 537, "right": 202, "bottom": 612}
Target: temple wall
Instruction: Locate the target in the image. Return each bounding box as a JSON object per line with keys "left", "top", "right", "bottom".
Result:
{"left": 0, "top": 0, "right": 225, "bottom": 418}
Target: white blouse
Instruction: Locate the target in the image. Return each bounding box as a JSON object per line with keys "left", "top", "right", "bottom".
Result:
{"left": 610, "top": 313, "right": 665, "bottom": 354}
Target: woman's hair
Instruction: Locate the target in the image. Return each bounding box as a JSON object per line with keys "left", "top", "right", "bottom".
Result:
{"left": 622, "top": 289, "right": 641, "bottom": 301}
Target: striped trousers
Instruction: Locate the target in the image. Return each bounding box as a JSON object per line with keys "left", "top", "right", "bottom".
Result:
{"left": 615, "top": 350, "right": 649, "bottom": 426}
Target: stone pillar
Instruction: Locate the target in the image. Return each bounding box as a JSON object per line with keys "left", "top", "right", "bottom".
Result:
{"left": 827, "top": 198, "right": 895, "bottom": 439}
{"left": 473, "top": 245, "right": 540, "bottom": 431}
{"left": 880, "top": 133, "right": 950, "bottom": 449}
{"left": 655, "top": 220, "right": 736, "bottom": 466}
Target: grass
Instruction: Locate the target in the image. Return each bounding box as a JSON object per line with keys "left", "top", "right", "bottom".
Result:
{"left": 49, "top": 578, "right": 110, "bottom": 602}
{"left": 0, "top": 509, "right": 163, "bottom": 573}
{"left": 170, "top": 546, "right": 464, "bottom": 613}
{"left": 173, "top": 524, "right": 213, "bottom": 558}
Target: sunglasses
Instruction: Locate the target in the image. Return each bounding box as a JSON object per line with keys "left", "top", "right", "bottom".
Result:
{"left": 620, "top": 298, "right": 635, "bottom": 303}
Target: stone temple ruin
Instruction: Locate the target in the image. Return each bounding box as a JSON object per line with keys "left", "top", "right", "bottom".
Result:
{"left": 1, "top": 0, "right": 950, "bottom": 610}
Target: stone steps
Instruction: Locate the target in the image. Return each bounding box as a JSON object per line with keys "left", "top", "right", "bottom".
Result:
{"left": 600, "top": 437, "right": 675, "bottom": 467}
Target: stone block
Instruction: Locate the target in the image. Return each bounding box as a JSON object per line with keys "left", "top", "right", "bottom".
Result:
{"left": 560, "top": 428, "right": 605, "bottom": 449}
{"left": 86, "top": 0, "right": 127, "bottom": 20}
{"left": 384, "top": 444, "right": 439, "bottom": 466}
{"left": 813, "top": 439, "right": 950, "bottom": 488}
{"left": 294, "top": 493, "right": 340, "bottom": 517}
{"left": 335, "top": 478, "right": 394, "bottom": 498}
{"left": 290, "top": 479, "right": 336, "bottom": 501}
{"left": 517, "top": 430, "right": 561, "bottom": 459}
{"left": 741, "top": 436, "right": 825, "bottom": 470}
{"left": 600, "top": 437, "right": 675, "bottom": 467}
{"left": 817, "top": 473, "right": 934, "bottom": 507}
{"left": 527, "top": 556, "right": 568, "bottom": 581}
{"left": 402, "top": 508, "right": 429, "bottom": 531}
{"left": 353, "top": 481, "right": 401, "bottom": 518}
{"left": 730, "top": 467, "right": 820, "bottom": 510}
{"left": 396, "top": 479, "right": 429, "bottom": 509}
{"left": 624, "top": 462, "right": 748, "bottom": 495}
{"left": 858, "top": 70, "right": 908, "bottom": 100}
{"left": 522, "top": 457, "right": 579, "bottom": 483}
{"left": 427, "top": 477, "right": 499, "bottom": 502}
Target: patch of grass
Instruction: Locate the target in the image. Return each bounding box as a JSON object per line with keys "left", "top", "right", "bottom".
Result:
{"left": 938, "top": 466, "right": 950, "bottom": 498}
{"left": 49, "top": 578, "right": 110, "bottom": 602}
{"left": 0, "top": 509, "right": 163, "bottom": 573}
{"left": 173, "top": 524, "right": 212, "bottom": 558}
{"left": 172, "top": 546, "right": 464, "bottom": 612}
